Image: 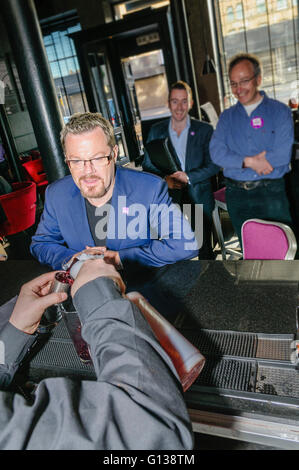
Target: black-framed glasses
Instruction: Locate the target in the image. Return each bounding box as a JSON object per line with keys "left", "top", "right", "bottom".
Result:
{"left": 65, "top": 151, "right": 113, "bottom": 170}
{"left": 230, "top": 75, "right": 257, "bottom": 89}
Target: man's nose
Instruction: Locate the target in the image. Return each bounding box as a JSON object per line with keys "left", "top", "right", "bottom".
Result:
{"left": 83, "top": 160, "right": 95, "bottom": 172}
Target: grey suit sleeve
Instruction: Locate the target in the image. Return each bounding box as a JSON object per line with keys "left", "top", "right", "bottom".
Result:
{"left": 0, "top": 278, "right": 193, "bottom": 450}
{"left": 0, "top": 321, "right": 37, "bottom": 389}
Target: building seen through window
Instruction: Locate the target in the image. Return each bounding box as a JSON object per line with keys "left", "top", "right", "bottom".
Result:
{"left": 0, "top": 57, "right": 26, "bottom": 115}
{"left": 216, "top": 0, "right": 299, "bottom": 107}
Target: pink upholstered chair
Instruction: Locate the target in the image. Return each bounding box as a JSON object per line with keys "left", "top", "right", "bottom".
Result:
{"left": 241, "top": 219, "right": 297, "bottom": 260}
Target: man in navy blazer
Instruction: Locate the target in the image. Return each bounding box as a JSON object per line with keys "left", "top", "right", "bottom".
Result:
{"left": 142, "top": 81, "right": 219, "bottom": 259}
{"left": 30, "top": 112, "right": 198, "bottom": 286}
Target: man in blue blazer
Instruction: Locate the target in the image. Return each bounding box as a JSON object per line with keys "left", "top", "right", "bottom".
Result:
{"left": 30, "top": 112, "right": 198, "bottom": 287}
{"left": 142, "top": 81, "right": 219, "bottom": 259}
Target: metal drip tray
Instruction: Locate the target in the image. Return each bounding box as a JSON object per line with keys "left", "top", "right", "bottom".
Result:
{"left": 183, "top": 328, "right": 299, "bottom": 449}
{"left": 255, "top": 363, "right": 299, "bottom": 398}
{"left": 255, "top": 335, "right": 292, "bottom": 361}
{"left": 181, "top": 330, "right": 257, "bottom": 358}
{"left": 180, "top": 328, "right": 298, "bottom": 399}
{"left": 181, "top": 328, "right": 293, "bottom": 361}
{"left": 194, "top": 357, "right": 254, "bottom": 392}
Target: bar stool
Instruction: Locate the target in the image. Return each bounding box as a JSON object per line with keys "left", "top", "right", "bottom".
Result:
{"left": 212, "top": 187, "right": 241, "bottom": 259}
{"left": 241, "top": 219, "right": 297, "bottom": 260}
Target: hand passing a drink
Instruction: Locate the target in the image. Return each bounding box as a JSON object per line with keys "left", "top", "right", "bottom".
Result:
{"left": 69, "top": 246, "right": 123, "bottom": 271}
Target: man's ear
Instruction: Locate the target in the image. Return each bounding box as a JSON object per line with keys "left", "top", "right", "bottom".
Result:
{"left": 256, "top": 74, "right": 262, "bottom": 87}
{"left": 189, "top": 99, "right": 194, "bottom": 111}
{"left": 112, "top": 145, "right": 118, "bottom": 162}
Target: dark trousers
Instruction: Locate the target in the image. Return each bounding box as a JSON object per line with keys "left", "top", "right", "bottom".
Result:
{"left": 225, "top": 177, "right": 293, "bottom": 246}
{"left": 285, "top": 160, "right": 299, "bottom": 242}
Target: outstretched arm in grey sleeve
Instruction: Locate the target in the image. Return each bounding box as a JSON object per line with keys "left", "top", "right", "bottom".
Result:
{"left": 0, "top": 260, "right": 193, "bottom": 450}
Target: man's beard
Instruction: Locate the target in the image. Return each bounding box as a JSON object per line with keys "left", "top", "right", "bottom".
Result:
{"left": 78, "top": 174, "right": 114, "bottom": 200}
{"left": 78, "top": 176, "right": 107, "bottom": 199}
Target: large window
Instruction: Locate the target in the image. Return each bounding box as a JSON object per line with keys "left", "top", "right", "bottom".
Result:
{"left": 216, "top": 0, "right": 299, "bottom": 106}
{"left": 42, "top": 17, "right": 88, "bottom": 121}
{"left": 0, "top": 56, "right": 26, "bottom": 115}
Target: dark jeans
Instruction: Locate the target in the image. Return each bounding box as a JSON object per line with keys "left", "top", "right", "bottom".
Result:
{"left": 285, "top": 160, "right": 299, "bottom": 241}
{"left": 225, "top": 177, "right": 293, "bottom": 246}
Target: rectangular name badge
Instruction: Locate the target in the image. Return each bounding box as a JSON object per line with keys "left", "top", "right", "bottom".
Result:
{"left": 251, "top": 117, "right": 264, "bottom": 128}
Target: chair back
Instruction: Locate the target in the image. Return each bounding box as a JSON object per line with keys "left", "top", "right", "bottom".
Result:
{"left": 213, "top": 186, "right": 226, "bottom": 204}
{"left": 22, "top": 158, "right": 47, "bottom": 184}
{"left": 241, "top": 219, "right": 297, "bottom": 260}
{"left": 0, "top": 181, "right": 37, "bottom": 236}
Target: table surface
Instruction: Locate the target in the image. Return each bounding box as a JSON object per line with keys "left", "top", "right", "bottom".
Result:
{"left": 1, "top": 259, "right": 299, "bottom": 335}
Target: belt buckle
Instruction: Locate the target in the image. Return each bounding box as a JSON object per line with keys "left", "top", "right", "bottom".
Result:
{"left": 243, "top": 182, "right": 251, "bottom": 190}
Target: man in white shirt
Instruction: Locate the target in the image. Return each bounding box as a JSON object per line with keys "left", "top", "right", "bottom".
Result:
{"left": 142, "top": 81, "right": 219, "bottom": 259}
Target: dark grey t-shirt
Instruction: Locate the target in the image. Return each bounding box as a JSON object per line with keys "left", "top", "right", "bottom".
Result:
{"left": 85, "top": 198, "right": 111, "bottom": 247}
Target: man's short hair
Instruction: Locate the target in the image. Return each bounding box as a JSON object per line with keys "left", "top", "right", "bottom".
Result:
{"left": 60, "top": 112, "right": 116, "bottom": 152}
{"left": 228, "top": 53, "right": 262, "bottom": 77}
{"left": 169, "top": 80, "right": 193, "bottom": 103}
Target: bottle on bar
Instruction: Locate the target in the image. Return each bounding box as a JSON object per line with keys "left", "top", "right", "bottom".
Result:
{"left": 126, "top": 292, "right": 205, "bottom": 392}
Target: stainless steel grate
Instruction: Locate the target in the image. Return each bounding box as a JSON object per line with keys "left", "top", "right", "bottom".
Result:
{"left": 181, "top": 328, "right": 294, "bottom": 362}
{"left": 256, "top": 338, "right": 293, "bottom": 361}
{"left": 256, "top": 365, "right": 299, "bottom": 398}
{"left": 195, "top": 358, "right": 253, "bottom": 391}
{"left": 180, "top": 329, "right": 257, "bottom": 358}
{"left": 180, "top": 328, "right": 298, "bottom": 399}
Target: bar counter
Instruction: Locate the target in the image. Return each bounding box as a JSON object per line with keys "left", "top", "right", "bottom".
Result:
{"left": 1, "top": 259, "right": 298, "bottom": 449}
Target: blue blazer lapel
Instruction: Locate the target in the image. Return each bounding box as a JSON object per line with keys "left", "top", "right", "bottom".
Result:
{"left": 185, "top": 119, "right": 197, "bottom": 168}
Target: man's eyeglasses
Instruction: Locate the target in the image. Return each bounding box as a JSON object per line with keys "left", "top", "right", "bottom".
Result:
{"left": 66, "top": 152, "right": 113, "bottom": 170}
{"left": 230, "top": 75, "right": 257, "bottom": 89}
